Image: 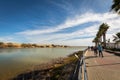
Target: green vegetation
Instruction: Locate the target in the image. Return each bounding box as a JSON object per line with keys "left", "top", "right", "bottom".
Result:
{"left": 7, "top": 43, "right": 14, "bottom": 47}
{"left": 21, "top": 43, "right": 33, "bottom": 48}
{"left": 106, "top": 0, "right": 120, "bottom": 51}
{"left": 50, "top": 57, "right": 77, "bottom": 80}
{"left": 41, "top": 51, "right": 83, "bottom": 80}
{"left": 111, "top": 0, "right": 120, "bottom": 14}
{"left": 0, "top": 42, "right": 68, "bottom": 48}
{"left": 93, "top": 23, "right": 109, "bottom": 48}
{"left": 0, "top": 42, "right": 4, "bottom": 48}
{"left": 113, "top": 32, "right": 120, "bottom": 43}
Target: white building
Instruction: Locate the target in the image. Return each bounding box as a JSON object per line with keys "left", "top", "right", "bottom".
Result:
{"left": 106, "top": 42, "right": 120, "bottom": 49}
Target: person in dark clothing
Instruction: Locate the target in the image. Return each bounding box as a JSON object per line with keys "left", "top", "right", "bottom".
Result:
{"left": 93, "top": 46, "right": 98, "bottom": 57}
{"left": 97, "top": 44, "right": 103, "bottom": 57}
{"left": 91, "top": 46, "right": 94, "bottom": 51}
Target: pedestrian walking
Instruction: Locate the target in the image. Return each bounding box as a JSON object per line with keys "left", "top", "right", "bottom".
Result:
{"left": 97, "top": 44, "right": 103, "bottom": 57}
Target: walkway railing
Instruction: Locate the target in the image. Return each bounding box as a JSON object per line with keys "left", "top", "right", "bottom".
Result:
{"left": 82, "top": 49, "right": 88, "bottom": 80}
{"left": 73, "top": 49, "right": 88, "bottom": 80}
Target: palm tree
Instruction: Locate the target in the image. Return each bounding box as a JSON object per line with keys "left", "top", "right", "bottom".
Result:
{"left": 113, "top": 32, "right": 120, "bottom": 48}
{"left": 116, "top": 32, "right": 120, "bottom": 38}
{"left": 111, "top": 0, "right": 120, "bottom": 14}
{"left": 93, "top": 23, "right": 109, "bottom": 48}
{"left": 96, "top": 30, "right": 103, "bottom": 43}
{"left": 113, "top": 32, "right": 120, "bottom": 43}
{"left": 99, "top": 23, "right": 109, "bottom": 48}
{"left": 92, "top": 37, "right": 100, "bottom": 46}
{"left": 93, "top": 28, "right": 102, "bottom": 46}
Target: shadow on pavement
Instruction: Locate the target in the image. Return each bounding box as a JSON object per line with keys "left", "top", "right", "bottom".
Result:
{"left": 105, "top": 51, "right": 120, "bottom": 57}
{"left": 87, "top": 63, "right": 120, "bottom": 67}
{"left": 102, "top": 55, "right": 116, "bottom": 57}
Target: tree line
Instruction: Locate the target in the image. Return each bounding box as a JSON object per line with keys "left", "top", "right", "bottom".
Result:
{"left": 0, "top": 42, "right": 68, "bottom": 48}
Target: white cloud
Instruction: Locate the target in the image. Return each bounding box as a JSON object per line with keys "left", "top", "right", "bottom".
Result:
{"left": 53, "top": 38, "right": 94, "bottom": 46}
{"left": 15, "top": 24, "right": 98, "bottom": 46}
{"left": 0, "top": 36, "right": 14, "bottom": 42}
{"left": 1, "top": 11, "right": 120, "bottom": 46}
{"left": 50, "top": 0, "right": 76, "bottom": 14}
{"left": 17, "top": 12, "right": 118, "bottom": 36}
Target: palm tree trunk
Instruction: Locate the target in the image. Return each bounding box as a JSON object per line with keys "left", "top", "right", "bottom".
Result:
{"left": 103, "top": 32, "right": 106, "bottom": 48}
{"left": 95, "top": 42, "right": 98, "bottom": 46}
{"left": 100, "top": 37, "right": 102, "bottom": 42}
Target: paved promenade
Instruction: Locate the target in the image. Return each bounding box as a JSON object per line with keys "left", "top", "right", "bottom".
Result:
{"left": 85, "top": 50, "right": 120, "bottom": 80}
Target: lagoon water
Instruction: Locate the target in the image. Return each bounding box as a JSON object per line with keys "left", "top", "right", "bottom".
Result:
{"left": 0, "top": 47, "right": 86, "bottom": 79}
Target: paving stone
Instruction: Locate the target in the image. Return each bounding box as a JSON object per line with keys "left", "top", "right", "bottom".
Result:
{"left": 84, "top": 50, "right": 120, "bottom": 80}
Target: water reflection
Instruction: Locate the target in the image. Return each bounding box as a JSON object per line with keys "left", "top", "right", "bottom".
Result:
{"left": 0, "top": 48, "right": 21, "bottom": 53}
{"left": 0, "top": 47, "right": 86, "bottom": 79}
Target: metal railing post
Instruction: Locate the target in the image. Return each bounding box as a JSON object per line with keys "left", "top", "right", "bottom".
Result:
{"left": 83, "top": 50, "right": 88, "bottom": 80}
{"left": 77, "top": 49, "right": 88, "bottom": 80}
{"left": 78, "top": 56, "right": 83, "bottom": 80}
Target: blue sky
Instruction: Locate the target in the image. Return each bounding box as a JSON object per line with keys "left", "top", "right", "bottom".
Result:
{"left": 0, "top": 0, "right": 120, "bottom": 46}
